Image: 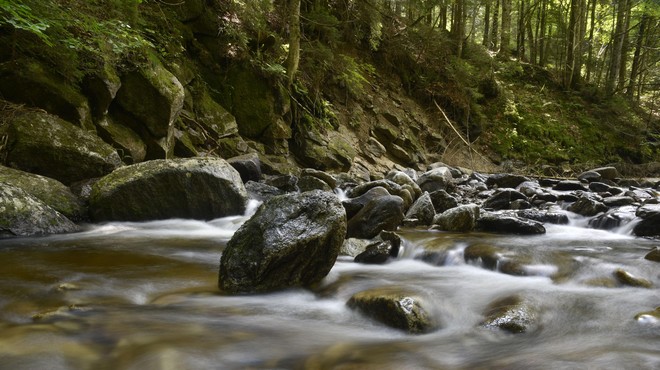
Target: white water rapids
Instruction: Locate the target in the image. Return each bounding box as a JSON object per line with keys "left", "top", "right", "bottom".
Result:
{"left": 0, "top": 204, "right": 657, "bottom": 369}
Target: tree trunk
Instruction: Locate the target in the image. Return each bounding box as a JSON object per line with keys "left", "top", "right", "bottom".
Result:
{"left": 538, "top": 0, "right": 547, "bottom": 65}
{"left": 564, "top": 0, "right": 579, "bottom": 88}
{"left": 585, "top": 0, "right": 597, "bottom": 82}
{"left": 286, "top": 0, "right": 301, "bottom": 86}
{"left": 490, "top": 0, "right": 500, "bottom": 50}
{"left": 606, "top": 0, "right": 627, "bottom": 95}
{"left": 483, "top": 0, "right": 491, "bottom": 47}
{"left": 517, "top": 0, "right": 526, "bottom": 60}
{"left": 571, "top": 0, "right": 587, "bottom": 87}
{"left": 617, "top": 0, "right": 631, "bottom": 90}
{"left": 499, "top": 0, "right": 511, "bottom": 57}
{"left": 627, "top": 12, "right": 648, "bottom": 100}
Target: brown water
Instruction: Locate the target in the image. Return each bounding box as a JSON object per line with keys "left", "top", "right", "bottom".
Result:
{"left": 0, "top": 210, "right": 658, "bottom": 369}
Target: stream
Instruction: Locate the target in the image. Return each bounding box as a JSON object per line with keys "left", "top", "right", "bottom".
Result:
{"left": 0, "top": 205, "right": 658, "bottom": 369}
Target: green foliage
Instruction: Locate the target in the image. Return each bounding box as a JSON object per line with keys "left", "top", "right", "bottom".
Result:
{"left": 0, "top": 0, "right": 52, "bottom": 45}
{"left": 335, "top": 55, "right": 375, "bottom": 98}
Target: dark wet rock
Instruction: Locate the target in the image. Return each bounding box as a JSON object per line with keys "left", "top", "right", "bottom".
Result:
{"left": 346, "top": 195, "right": 405, "bottom": 239}
{"left": 510, "top": 199, "right": 533, "bottom": 210}
{"left": 625, "top": 189, "right": 654, "bottom": 202}
{"left": 404, "top": 192, "right": 435, "bottom": 226}
{"left": 264, "top": 174, "right": 299, "bottom": 193}
{"left": 348, "top": 179, "right": 412, "bottom": 209}
{"left": 516, "top": 209, "right": 569, "bottom": 224}
{"left": 632, "top": 203, "right": 660, "bottom": 237}
{"left": 567, "top": 193, "right": 608, "bottom": 216}
{"left": 644, "top": 247, "right": 660, "bottom": 262}
{"left": 227, "top": 153, "right": 262, "bottom": 183}
{"left": 613, "top": 269, "right": 653, "bottom": 288}
{"left": 557, "top": 193, "right": 579, "bottom": 202}
{"left": 245, "top": 181, "right": 284, "bottom": 202}
{"left": 428, "top": 190, "right": 459, "bottom": 213}
{"left": 480, "top": 295, "right": 540, "bottom": 334}
{"left": 588, "top": 206, "right": 636, "bottom": 230}
{"left": 516, "top": 181, "right": 542, "bottom": 197}
{"left": 531, "top": 192, "right": 559, "bottom": 203}
{"left": 90, "top": 157, "right": 247, "bottom": 222}
{"left": 603, "top": 196, "right": 635, "bottom": 207}
{"left": 219, "top": 190, "right": 346, "bottom": 294}
{"left": 618, "top": 179, "right": 641, "bottom": 188}
{"left": 539, "top": 178, "right": 560, "bottom": 187}
{"left": 578, "top": 170, "right": 602, "bottom": 183}
{"left": 483, "top": 189, "right": 528, "bottom": 210}
{"left": 354, "top": 241, "right": 394, "bottom": 264}
{"left": 342, "top": 186, "right": 390, "bottom": 219}
{"left": 485, "top": 173, "right": 530, "bottom": 189}
{"left": 0, "top": 184, "right": 79, "bottom": 237}
{"left": 0, "top": 165, "right": 86, "bottom": 221}
{"left": 432, "top": 204, "right": 480, "bottom": 232}
{"left": 588, "top": 181, "right": 613, "bottom": 193}
{"left": 0, "top": 110, "right": 121, "bottom": 184}
{"left": 347, "top": 287, "right": 438, "bottom": 334}
{"left": 553, "top": 180, "right": 588, "bottom": 191}
{"left": 464, "top": 244, "right": 503, "bottom": 269}
{"left": 476, "top": 214, "right": 546, "bottom": 235}
{"left": 592, "top": 166, "right": 619, "bottom": 181}
{"left": 417, "top": 167, "right": 454, "bottom": 193}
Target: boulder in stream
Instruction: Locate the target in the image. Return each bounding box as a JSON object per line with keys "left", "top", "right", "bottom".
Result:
{"left": 644, "top": 247, "right": 660, "bottom": 263}
{"left": 89, "top": 157, "right": 247, "bottom": 221}
{"left": 346, "top": 194, "right": 404, "bottom": 239}
{"left": 632, "top": 203, "right": 660, "bottom": 237}
{"left": 567, "top": 193, "right": 608, "bottom": 217}
{"left": 218, "top": 190, "right": 346, "bottom": 294}
{"left": 480, "top": 295, "right": 540, "bottom": 334}
{"left": 0, "top": 184, "right": 79, "bottom": 237}
{"left": 432, "top": 204, "right": 480, "bottom": 232}
{"left": 347, "top": 286, "right": 438, "bottom": 334}
{"left": 476, "top": 214, "right": 546, "bottom": 235}
{"left": 613, "top": 269, "right": 653, "bottom": 289}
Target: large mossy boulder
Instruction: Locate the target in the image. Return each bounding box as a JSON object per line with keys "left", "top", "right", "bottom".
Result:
{"left": 0, "top": 184, "right": 78, "bottom": 237}
{"left": 89, "top": 157, "right": 247, "bottom": 222}
{"left": 347, "top": 286, "right": 438, "bottom": 334}
{"left": 218, "top": 190, "right": 346, "bottom": 294}
{"left": 0, "top": 110, "right": 122, "bottom": 184}
{"left": 0, "top": 166, "right": 86, "bottom": 221}
{"left": 0, "top": 60, "right": 93, "bottom": 130}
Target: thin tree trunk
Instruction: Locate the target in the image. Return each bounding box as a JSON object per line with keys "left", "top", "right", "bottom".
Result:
{"left": 539, "top": 0, "right": 547, "bottom": 65}
{"left": 286, "top": 0, "right": 301, "bottom": 86}
{"left": 499, "top": 0, "right": 511, "bottom": 57}
{"left": 617, "top": 0, "right": 631, "bottom": 90}
{"left": 490, "top": 0, "right": 500, "bottom": 50}
{"left": 483, "top": 0, "right": 491, "bottom": 47}
{"left": 585, "top": 0, "right": 597, "bottom": 82}
{"left": 628, "top": 13, "right": 648, "bottom": 100}
{"left": 606, "top": 0, "right": 627, "bottom": 95}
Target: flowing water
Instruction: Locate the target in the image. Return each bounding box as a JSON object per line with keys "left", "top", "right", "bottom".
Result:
{"left": 0, "top": 205, "right": 658, "bottom": 369}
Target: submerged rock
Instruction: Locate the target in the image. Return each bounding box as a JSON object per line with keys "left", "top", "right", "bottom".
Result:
{"left": 644, "top": 247, "right": 660, "bottom": 263}
{"left": 613, "top": 269, "right": 653, "bottom": 289}
{"left": 480, "top": 295, "right": 540, "bottom": 334}
{"left": 218, "top": 190, "right": 346, "bottom": 294}
{"left": 0, "top": 184, "right": 78, "bottom": 237}
{"left": 634, "top": 307, "right": 660, "bottom": 325}
{"left": 347, "top": 287, "right": 438, "bottom": 334}
{"left": 89, "top": 157, "right": 247, "bottom": 221}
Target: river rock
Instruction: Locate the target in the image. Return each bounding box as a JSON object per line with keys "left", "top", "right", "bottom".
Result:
{"left": 603, "top": 195, "right": 634, "bottom": 207}
{"left": 348, "top": 179, "right": 412, "bottom": 209}
{"left": 483, "top": 189, "right": 528, "bottom": 210}
{"left": 480, "top": 295, "right": 540, "bottom": 334}
{"left": 404, "top": 192, "right": 435, "bottom": 226}
{"left": 347, "top": 287, "right": 438, "bottom": 334}
{"left": 432, "top": 204, "right": 480, "bottom": 232}
{"left": 342, "top": 186, "right": 390, "bottom": 219}
{"left": 417, "top": 167, "right": 453, "bottom": 193}
{"left": 634, "top": 307, "right": 660, "bottom": 325}
{"left": 567, "top": 193, "right": 608, "bottom": 216}
{"left": 346, "top": 195, "right": 405, "bottom": 239}
{"left": 476, "top": 214, "right": 546, "bottom": 235}
{"left": 632, "top": 203, "right": 660, "bottom": 237}
{"left": 0, "top": 165, "right": 86, "bottom": 221}
{"left": 592, "top": 166, "right": 619, "bottom": 180}
{"left": 589, "top": 181, "right": 613, "bottom": 193}
{"left": 644, "top": 247, "right": 660, "bottom": 262}
{"left": 516, "top": 209, "right": 569, "bottom": 224}
{"left": 354, "top": 240, "right": 395, "bottom": 264}
{"left": 578, "top": 170, "right": 602, "bottom": 183}
{"left": 588, "top": 206, "right": 636, "bottom": 230}
{"left": 219, "top": 190, "right": 346, "bottom": 294}
{"left": 386, "top": 170, "right": 422, "bottom": 198}
{"left": 89, "top": 157, "right": 247, "bottom": 222}
{"left": 553, "top": 180, "right": 588, "bottom": 191}
{"left": 244, "top": 180, "right": 284, "bottom": 202}
{"left": 463, "top": 244, "right": 503, "bottom": 269}
{"left": 0, "top": 184, "right": 78, "bottom": 237}
{"left": 485, "top": 173, "right": 529, "bottom": 189}
{"left": 429, "top": 190, "right": 459, "bottom": 213}
{"left": 301, "top": 168, "right": 337, "bottom": 189}
{"left": 613, "top": 269, "right": 653, "bottom": 288}
{"left": 340, "top": 238, "right": 372, "bottom": 257}
{"left": 0, "top": 110, "right": 121, "bottom": 184}
{"left": 227, "top": 153, "right": 262, "bottom": 183}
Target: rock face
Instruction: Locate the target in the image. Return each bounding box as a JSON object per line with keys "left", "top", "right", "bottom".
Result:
{"left": 347, "top": 287, "right": 438, "bottom": 334}
{"left": 0, "top": 184, "right": 78, "bottom": 237}
{"left": 218, "top": 190, "right": 346, "bottom": 294}
{"left": 0, "top": 110, "right": 121, "bottom": 184}
{"left": 89, "top": 157, "right": 247, "bottom": 222}
{"left": 0, "top": 165, "right": 86, "bottom": 221}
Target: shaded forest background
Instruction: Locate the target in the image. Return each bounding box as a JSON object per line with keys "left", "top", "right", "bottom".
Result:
{"left": 1, "top": 0, "right": 659, "bottom": 174}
